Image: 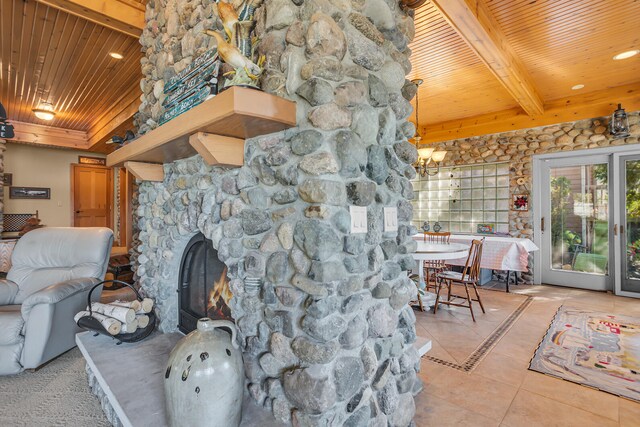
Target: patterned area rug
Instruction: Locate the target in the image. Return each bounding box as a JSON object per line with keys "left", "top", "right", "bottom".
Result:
{"left": 0, "top": 348, "right": 109, "bottom": 426}
{"left": 530, "top": 306, "right": 640, "bottom": 402}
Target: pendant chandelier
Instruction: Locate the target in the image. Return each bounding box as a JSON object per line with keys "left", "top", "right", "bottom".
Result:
{"left": 411, "top": 78, "right": 446, "bottom": 177}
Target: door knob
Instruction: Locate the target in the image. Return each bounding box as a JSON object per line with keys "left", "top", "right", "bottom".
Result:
{"left": 75, "top": 210, "right": 81, "bottom": 214}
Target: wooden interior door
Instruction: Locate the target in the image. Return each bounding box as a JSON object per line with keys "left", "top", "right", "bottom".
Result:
{"left": 72, "top": 164, "right": 113, "bottom": 228}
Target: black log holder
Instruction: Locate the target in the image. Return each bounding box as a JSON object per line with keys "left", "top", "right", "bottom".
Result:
{"left": 76, "top": 280, "right": 156, "bottom": 345}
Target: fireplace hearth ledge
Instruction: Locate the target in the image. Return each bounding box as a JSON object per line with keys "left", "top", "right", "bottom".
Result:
{"left": 76, "top": 331, "right": 287, "bottom": 427}
{"left": 77, "top": 331, "right": 432, "bottom": 426}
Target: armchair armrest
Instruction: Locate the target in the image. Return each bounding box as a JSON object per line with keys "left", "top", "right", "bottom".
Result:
{"left": 0, "top": 279, "right": 18, "bottom": 305}
{"left": 21, "top": 277, "right": 100, "bottom": 320}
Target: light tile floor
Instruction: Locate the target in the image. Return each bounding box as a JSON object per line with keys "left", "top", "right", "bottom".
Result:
{"left": 414, "top": 284, "right": 640, "bottom": 427}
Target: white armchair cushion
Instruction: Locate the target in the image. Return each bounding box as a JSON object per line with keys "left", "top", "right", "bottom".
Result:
{"left": 20, "top": 278, "right": 100, "bottom": 320}
{"left": 7, "top": 227, "right": 113, "bottom": 304}
{"left": 0, "top": 305, "right": 24, "bottom": 346}
{"left": 0, "top": 280, "right": 18, "bottom": 305}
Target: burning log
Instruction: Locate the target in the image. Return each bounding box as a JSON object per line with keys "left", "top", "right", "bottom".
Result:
{"left": 207, "top": 266, "right": 233, "bottom": 321}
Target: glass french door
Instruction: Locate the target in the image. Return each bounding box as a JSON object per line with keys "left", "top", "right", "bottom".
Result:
{"left": 615, "top": 154, "right": 640, "bottom": 297}
{"left": 540, "top": 155, "right": 612, "bottom": 291}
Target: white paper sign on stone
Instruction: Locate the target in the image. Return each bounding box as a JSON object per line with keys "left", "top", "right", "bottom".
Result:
{"left": 349, "top": 206, "right": 367, "bottom": 234}
{"left": 384, "top": 207, "right": 398, "bottom": 232}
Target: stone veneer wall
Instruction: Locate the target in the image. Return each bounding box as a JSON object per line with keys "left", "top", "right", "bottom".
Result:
{"left": 0, "top": 140, "right": 5, "bottom": 233}
{"left": 133, "top": 0, "right": 422, "bottom": 425}
{"left": 423, "top": 112, "right": 640, "bottom": 283}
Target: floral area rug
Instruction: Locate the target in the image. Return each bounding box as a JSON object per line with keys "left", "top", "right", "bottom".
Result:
{"left": 530, "top": 306, "right": 640, "bottom": 402}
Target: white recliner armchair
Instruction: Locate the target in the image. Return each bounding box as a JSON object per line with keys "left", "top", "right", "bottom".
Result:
{"left": 0, "top": 227, "right": 113, "bottom": 375}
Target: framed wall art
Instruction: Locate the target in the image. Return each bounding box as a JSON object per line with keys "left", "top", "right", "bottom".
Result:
{"left": 512, "top": 194, "right": 529, "bottom": 211}
{"left": 477, "top": 223, "right": 495, "bottom": 234}
{"left": 9, "top": 187, "right": 50, "bottom": 199}
{"left": 78, "top": 156, "right": 107, "bottom": 166}
{"left": 2, "top": 173, "right": 12, "bottom": 186}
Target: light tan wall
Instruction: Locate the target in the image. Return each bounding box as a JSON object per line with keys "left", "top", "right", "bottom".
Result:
{"left": 3, "top": 143, "right": 106, "bottom": 227}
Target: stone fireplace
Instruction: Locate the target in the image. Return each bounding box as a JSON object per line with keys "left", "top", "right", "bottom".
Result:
{"left": 178, "top": 232, "right": 233, "bottom": 334}
{"left": 130, "top": 0, "right": 421, "bottom": 425}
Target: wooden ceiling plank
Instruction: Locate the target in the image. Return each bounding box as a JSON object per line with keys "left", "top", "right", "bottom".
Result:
{"left": 8, "top": 0, "right": 27, "bottom": 122}
{"left": 431, "top": 0, "right": 544, "bottom": 116}
{"left": 23, "top": 5, "right": 56, "bottom": 124}
{"left": 49, "top": 20, "right": 92, "bottom": 125}
{"left": 490, "top": 1, "right": 587, "bottom": 30}
{"left": 29, "top": 8, "right": 67, "bottom": 115}
{"left": 42, "top": 14, "right": 84, "bottom": 125}
{"left": 70, "top": 41, "right": 141, "bottom": 130}
{"left": 2, "top": 0, "right": 143, "bottom": 135}
{"left": 58, "top": 27, "right": 121, "bottom": 128}
{"left": 16, "top": 1, "right": 39, "bottom": 123}
{"left": 87, "top": 85, "right": 140, "bottom": 148}
{"left": 505, "top": 13, "right": 637, "bottom": 46}
{"left": 55, "top": 24, "right": 108, "bottom": 120}
{"left": 7, "top": 120, "right": 89, "bottom": 150}
{"left": 419, "top": 82, "right": 640, "bottom": 143}
{"left": 34, "top": 0, "right": 144, "bottom": 38}
{"left": 49, "top": 20, "right": 100, "bottom": 121}
{"left": 59, "top": 30, "right": 140, "bottom": 130}
{"left": 497, "top": 2, "right": 610, "bottom": 35}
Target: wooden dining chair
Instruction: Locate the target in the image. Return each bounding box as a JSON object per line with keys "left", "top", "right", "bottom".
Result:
{"left": 434, "top": 238, "right": 486, "bottom": 322}
{"left": 408, "top": 273, "right": 425, "bottom": 312}
{"left": 422, "top": 231, "right": 451, "bottom": 292}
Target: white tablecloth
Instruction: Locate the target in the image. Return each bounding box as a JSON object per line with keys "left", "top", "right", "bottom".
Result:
{"left": 413, "top": 233, "right": 538, "bottom": 272}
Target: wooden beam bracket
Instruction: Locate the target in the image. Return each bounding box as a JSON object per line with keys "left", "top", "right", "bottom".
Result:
{"left": 8, "top": 121, "right": 89, "bottom": 149}
{"left": 124, "top": 161, "right": 164, "bottom": 182}
{"left": 432, "top": 0, "right": 544, "bottom": 116}
{"left": 189, "top": 132, "right": 245, "bottom": 167}
{"left": 35, "top": 0, "right": 145, "bottom": 38}
{"left": 420, "top": 82, "right": 640, "bottom": 143}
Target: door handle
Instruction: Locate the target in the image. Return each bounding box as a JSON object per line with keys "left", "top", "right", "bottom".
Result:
{"left": 614, "top": 224, "right": 618, "bottom": 236}
{"left": 621, "top": 225, "right": 625, "bottom": 234}
{"left": 541, "top": 217, "right": 545, "bottom": 232}
{"left": 75, "top": 210, "right": 82, "bottom": 214}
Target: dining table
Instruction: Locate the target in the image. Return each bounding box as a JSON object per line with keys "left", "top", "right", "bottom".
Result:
{"left": 412, "top": 233, "right": 539, "bottom": 291}
{"left": 411, "top": 241, "right": 470, "bottom": 308}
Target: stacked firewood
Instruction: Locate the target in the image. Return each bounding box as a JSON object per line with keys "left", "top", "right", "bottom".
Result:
{"left": 74, "top": 299, "right": 154, "bottom": 336}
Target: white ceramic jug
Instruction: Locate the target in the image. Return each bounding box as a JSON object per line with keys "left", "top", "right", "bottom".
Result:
{"left": 164, "top": 319, "right": 244, "bottom": 427}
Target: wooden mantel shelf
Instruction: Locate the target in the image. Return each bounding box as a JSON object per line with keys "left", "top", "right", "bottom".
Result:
{"left": 106, "top": 86, "right": 297, "bottom": 178}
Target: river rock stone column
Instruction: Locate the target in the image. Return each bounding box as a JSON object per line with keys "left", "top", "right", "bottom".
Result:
{"left": 134, "top": 0, "right": 421, "bottom": 425}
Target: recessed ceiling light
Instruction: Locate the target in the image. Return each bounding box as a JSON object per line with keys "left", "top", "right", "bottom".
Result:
{"left": 613, "top": 50, "right": 639, "bottom": 60}
{"left": 571, "top": 84, "right": 585, "bottom": 90}
{"left": 109, "top": 52, "right": 124, "bottom": 59}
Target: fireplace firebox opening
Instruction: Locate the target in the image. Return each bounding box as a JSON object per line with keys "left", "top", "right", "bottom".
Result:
{"left": 178, "top": 233, "right": 233, "bottom": 334}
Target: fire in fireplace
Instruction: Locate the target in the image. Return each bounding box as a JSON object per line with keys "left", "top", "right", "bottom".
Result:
{"left": 178, "top": 233, "right": 233, "bottom": 334}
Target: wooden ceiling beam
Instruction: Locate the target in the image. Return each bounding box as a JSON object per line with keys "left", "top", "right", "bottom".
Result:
{"left": 6, "top": 120, "right": 89, "bottom": 150}
{"left": 431, "top": 0, "right": 544, "bottom": 116}
{"left": 419, "top": 82, "right": 640, "bottom": 143}
{"left": 87, "top": 86, "right": 140, "bottom": 150}
{"left": 35, "top": 0, "right": 145, "bottom": 38}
